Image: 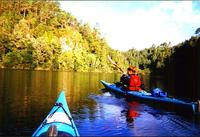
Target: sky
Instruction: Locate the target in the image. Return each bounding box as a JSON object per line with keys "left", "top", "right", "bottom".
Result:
{"left": 59, "top": 1, "right": 200, "bottom": 51}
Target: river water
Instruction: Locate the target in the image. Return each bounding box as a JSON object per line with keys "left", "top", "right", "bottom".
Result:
{"left": 0, "top": 69, "right": 200, "bottom": 136}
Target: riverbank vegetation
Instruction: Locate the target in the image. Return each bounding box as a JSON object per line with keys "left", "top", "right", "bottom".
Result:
{"left": 0, "top": 1, "right": 113, "bottom": 72}
{"left": 161, "top": 36, "right": 200, "bottom": 100}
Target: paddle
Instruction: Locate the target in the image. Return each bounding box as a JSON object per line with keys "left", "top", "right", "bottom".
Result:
{"left": 107, "top": 55, "right": 129, "bottom": 94}
{"left": 107, "top": 55, "right": 124, "bottom": 73}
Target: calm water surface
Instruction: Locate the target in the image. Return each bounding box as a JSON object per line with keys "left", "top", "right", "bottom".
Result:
{"left": 0, "top": 69, "right": 200, "bottom": 136}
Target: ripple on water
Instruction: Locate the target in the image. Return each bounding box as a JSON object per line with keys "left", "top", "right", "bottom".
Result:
{"left": 75, "top": 92, "right": 200, "bottom": 136}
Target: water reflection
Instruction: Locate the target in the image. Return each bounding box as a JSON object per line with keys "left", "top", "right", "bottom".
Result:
{"left": 126, "top": 101, "right": 139, "bottom": 124}
{"left": 0, "top": 70, "right": 120, "bottom": 135}
{"left": 0, "top": 70, "right": 200, "bottom": 136}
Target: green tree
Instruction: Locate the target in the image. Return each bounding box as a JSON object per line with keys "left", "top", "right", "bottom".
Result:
{"left": 195, "top": 27, "right": 200, "bottom": 35}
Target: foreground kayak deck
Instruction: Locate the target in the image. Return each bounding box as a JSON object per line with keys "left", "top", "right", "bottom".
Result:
{"left": 100, "top": 80, "right": 198, "bottom": 113}
{"left": 32, "top": 91, "right": 79, "bottom": 137}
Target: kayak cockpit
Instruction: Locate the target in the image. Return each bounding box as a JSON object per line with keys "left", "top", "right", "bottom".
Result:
{"left": 35, "top": 122, "right": 76, "bottom": 137}
{"left": 41, "top": 131, "right": 73, "bottom": 136}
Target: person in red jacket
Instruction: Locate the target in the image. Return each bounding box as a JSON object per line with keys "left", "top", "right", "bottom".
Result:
{"left": 120, "top": 66, "right": 145, "bottom": 91}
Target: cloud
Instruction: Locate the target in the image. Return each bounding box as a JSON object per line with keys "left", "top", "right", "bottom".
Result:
{"left": 59, "top": 1, "right": 200, "bottom": 51}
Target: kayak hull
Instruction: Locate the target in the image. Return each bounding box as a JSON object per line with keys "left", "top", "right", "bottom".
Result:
{"left": 100, "top": 80, "right": 197, "bottom": 113}
{"left": 32, "top": 91, "right": 79, "bottom": 137}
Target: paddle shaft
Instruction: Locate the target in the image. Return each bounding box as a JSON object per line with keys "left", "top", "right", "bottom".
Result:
{"left": 107, "top": 55, "right": 124, "bottom": 73}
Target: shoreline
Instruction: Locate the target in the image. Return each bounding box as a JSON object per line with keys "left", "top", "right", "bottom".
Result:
{"left": 0, "top": 66, "right": 119, "bottom": 74}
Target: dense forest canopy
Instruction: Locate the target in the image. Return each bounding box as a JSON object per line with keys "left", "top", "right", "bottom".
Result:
{"left": 0, "top": 1, "right": 199, "bottom": 75}
{"left": 0, "top": 1, "right": 113, "bottom": 72}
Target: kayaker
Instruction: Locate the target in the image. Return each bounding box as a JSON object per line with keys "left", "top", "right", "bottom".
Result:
{"left": 120, "top": 66, "right": 145, "bottom": 91}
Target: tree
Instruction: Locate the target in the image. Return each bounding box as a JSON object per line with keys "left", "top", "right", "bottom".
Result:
{"left": 195, "top": 27, "right": 200, "bottom": 36}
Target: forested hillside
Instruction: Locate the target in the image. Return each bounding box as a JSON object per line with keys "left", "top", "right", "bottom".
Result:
{"left": 0, "top": 1, "right": 126, "bottom": 72}
{"left": 0, "top": 1, "right": 175, "bottom": 73}
{"left": 161, "top": 36, "right": 200, "bottom": 100}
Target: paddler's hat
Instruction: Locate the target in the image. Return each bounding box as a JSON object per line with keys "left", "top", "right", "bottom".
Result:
{"left": 127, "top": 66, "right": 138, "bottom": 74}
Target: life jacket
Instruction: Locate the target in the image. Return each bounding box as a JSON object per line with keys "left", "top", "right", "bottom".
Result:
{"left": 129, "top": 74, "right": 142, "bottom": 91}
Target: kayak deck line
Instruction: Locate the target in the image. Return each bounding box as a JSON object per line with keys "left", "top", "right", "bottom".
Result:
{"left": 32, "top": 91, "right": 79, "bottom": 137}
{"left": 42, "top": 102, "right": 77, "bottom": 135}
{"left": 100, "top": 80, "right": 199, "bottom": 113}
